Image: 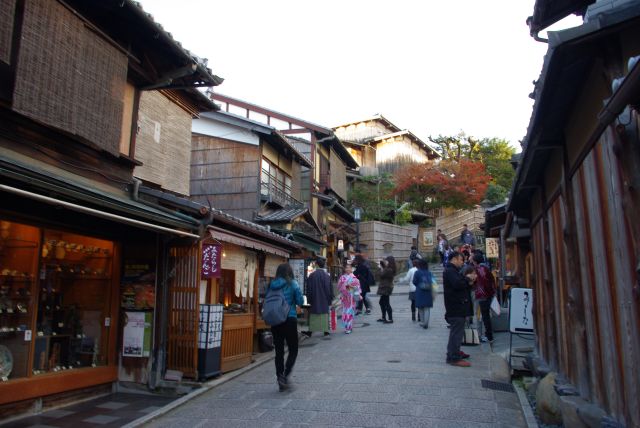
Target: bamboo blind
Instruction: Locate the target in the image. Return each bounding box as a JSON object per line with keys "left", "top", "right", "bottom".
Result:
{"left": 0, "top": 0, "right": 15, "bottom": 64}
{"left": 134, "top": 91, "right": 192, "bottom": 195}
{"left": 13, "top": 0, "right": 126, "bottom": 155}
{"left": 167, "top": 245, "right": 200, "bottom": 379}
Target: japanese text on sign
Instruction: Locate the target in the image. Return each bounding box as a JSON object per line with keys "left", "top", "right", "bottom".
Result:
{"left": 202, "top": 244, "right": 222, "bottom": 278}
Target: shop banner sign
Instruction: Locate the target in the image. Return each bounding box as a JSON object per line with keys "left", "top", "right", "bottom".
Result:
{"left": 202, "top": 244, "right": 222, "bottom": 278}
{"left": 485, "top": 238, "right": 499, "bottom": 258}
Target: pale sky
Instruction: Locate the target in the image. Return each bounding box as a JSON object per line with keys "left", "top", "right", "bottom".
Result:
{"left": 139, "top": 0, "right": 581, "bottom": 148}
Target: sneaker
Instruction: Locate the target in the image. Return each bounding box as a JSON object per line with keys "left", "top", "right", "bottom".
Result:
{"left": 480, "top": 336, "right": 488, "bottom": 343}
{"left": 376, "top": 318, "right": 386, "bottom": 323}
{"left": 302, "top": 331, "right": 312, "bottom": 338}
{"left": 323, "top": 332, "right": 330, "bottom": 337}
{"left": 447, "top": 359, "right": 471, "bottom": 367}
{"left": 277, "top": 375, "right": 289, "bottom": 391}
{"left": 355, "top": 310, "right": 362, "bottom": 316}
{"left": 365, "top": 309, "right": 372, "bottom": 315}
{"left": 383, "top": 319, "right": 394, "bottom": 324}
{"left": 458, "top": 351, "right": 470, "bottom": 359}
{"left": 345, "top": 330, "right": 352, "bottom": 334}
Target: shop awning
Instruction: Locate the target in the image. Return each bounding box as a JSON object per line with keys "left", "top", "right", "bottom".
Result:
{"left": 0, "top": 184, "right": 200, "bottom": 238}
{"left": 288, "top": 231, "right": 325, "bottom": 254}
{"left": 208, "top": 226, "right": 291, "bottom": 258}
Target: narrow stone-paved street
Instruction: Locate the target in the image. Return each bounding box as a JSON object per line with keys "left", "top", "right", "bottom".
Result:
{"left": 145, "top": 291, "right": 526, "bottom": 427}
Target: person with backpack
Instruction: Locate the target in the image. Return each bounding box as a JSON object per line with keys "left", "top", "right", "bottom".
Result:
{"left": 264, "top": 263, "right": 304, "bottom": 391}
{"left": 413, "top": 258, "right": 435, "bottom": 329}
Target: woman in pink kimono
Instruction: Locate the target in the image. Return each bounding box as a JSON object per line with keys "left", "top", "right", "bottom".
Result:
{"left": 338, "top": 264, "right": 361, "bottom": 334}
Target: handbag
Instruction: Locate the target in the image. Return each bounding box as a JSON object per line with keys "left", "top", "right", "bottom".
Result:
{"left": 490, "top": 296, "right": 501, "bottom": 316}
{"left": 462, "top": 322, "right": 480, "bottom": 346}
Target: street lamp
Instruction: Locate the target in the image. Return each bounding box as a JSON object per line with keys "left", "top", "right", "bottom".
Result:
{"left": 354, "top": 207, "right": 362, "bottom": 253}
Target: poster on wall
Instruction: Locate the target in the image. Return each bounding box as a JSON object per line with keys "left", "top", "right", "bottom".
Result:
{"left": 509, "top": 288, "right": 534, "bottom": 334}
{"left": 121, "top": 262, "right": 156, "bottom": 309}
{"left": 122, "top": 312, "right": 152, "bottom": 357}
{"left": 202, "top": 244, "right": 222, "bottom": 278}
{"left": 485, "top": 238, "right": 499, "bottom": 259}
{"left": 422, "top": 231, "right": 434, "bottom": 247}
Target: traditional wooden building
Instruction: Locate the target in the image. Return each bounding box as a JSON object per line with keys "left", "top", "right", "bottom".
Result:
{"left": 509, "top": 1, "right": 640, "bottom": 425}
{"left": 206, "top": 94, "right": 361, "bottom": 274}
{"left": 0, "top": 0, "right": 222, "bottom": 415}
{"left": 333, "top": 114, "right": 439, "bottom": 175}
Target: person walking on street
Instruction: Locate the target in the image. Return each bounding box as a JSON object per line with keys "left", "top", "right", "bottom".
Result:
{"left": 437, "top": 232, "right": 448, "bottom": 265}
{"left": 471, "top": 253, "right": 496, "bottom": 342}
{"left": 353, "top": 254, "right": 373, "bottom": 315}
{"left": 402, "top": 259, "right": 419, "bottom": 321}
{"left": 443, "top": 251, "right": 474, "bottom": 367}
{"left": 305, "top": 257, "right": 333, "bottom": 337}
{"left": 460, "top": 224, "right": 475, "bottom": 247}
{"left": 407, "top": 246, "right": 422, "bottom": 269}
{"left": 337, "top": 264, "right": 361, "bottom": 334}
{"left": 269, "top": 263, "right": 304, "bottom": 390}
{"left": 413, "top": 258, "right": 435, "bottom": 329}
{"left": 377, "top": 256, "right": 397, "bottom": 324}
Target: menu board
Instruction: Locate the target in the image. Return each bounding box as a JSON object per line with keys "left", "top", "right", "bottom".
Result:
{"left": 198, "top": 304, "right": 223, "bottom": 350}
{"left": 289, "top": 259, "right": 306, "bottom": 293}
{"left": 198, "top": 304, "right": 223, "bottom": 379}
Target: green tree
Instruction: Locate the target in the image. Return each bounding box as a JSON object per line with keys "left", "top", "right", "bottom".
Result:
{"left": 348, "top": 174, "right": 396, "bottom": 221}
{"left": 484, "top": 183, "right": 509, "bottom": 205}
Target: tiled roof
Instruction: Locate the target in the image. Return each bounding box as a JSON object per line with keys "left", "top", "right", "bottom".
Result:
{"left": 255, "top": 208, "right": 309, "bottom": 223}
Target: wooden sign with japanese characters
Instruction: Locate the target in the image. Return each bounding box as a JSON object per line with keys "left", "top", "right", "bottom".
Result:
{"left": 202, "top": 244, "right": 222, "bottom": 278}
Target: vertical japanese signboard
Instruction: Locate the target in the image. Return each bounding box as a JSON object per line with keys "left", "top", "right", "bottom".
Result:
{"left": 485, "top": 238, "right": 499, "bottom": 259}
{"left": 202, "top": 244, "right": 221, "bottom": 278}
{"left": 509, "top": 288, "right": 534, "bottom": 334}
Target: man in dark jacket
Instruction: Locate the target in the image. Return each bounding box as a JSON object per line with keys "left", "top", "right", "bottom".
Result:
{"left": 353, "top": 254, "right": 373, "bottom": 315}
{"left": 305, "top": 257, "right": 333, "bottom": 337}
{"left": 443, "top": 251, "right": 473, "bottom": 367}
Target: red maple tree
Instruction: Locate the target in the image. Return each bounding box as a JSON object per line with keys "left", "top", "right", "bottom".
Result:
{"left": 392, "top": 160, "right": 491, "bottom": 210}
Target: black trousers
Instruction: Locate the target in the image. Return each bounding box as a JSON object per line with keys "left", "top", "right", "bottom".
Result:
{"left": 271, "top": 317, "right": 298, "bottom": 377}
{"left": 479, "top": 299, "right": 494, "bottom": 341}
{"left": 379, "top": 295, "right": 392, "bottom": 320}
{"left": 357, "top": 291, "right": 371, "bottom": 311}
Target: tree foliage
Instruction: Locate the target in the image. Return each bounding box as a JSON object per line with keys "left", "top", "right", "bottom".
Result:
{"left": 484, "top": 183, "right": 509, "bottom": 205}
{"left": 348, "top": 174, "right": 396, "bottom": 222}
{"left": 392, "top": 160, "right": 491, "bottom": 211}
{"left": 429, "top": 133, "right": 517, "bottom": 200}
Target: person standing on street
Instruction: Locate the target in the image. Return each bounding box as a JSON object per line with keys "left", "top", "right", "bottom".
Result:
{"left": 377, "top": 256, "right": 397, "bottom": 324}
{"left": 437, "top": 232, "right": 448, "bottom": 265}
{"left": 269, "top": 263, "right": 304, "bottom": 390}
{"left": 305, "top": 257, "right": 333, "bottom": 338}
{"left": 413, "top": 258, "right": 435, "bottom": 329}
{"left": 443, "top": 251, "right": 474, "bottom": 367}
{"left": 337, "top": 264, "right": 361, "bottom": 334}
{"left": 407, "top": 245, "right": 422, "bottom": 269}
{"left": 471, "top": 253, "right": 496, "bottom": 342}
{"left": 402, "top": 259, "right": 419, "bottom": 321}
{"left": 353, "top": 254, "right": 374, "bottom": 315}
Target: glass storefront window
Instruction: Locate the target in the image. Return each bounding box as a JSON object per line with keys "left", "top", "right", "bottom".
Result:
{"left": 0, "top": 221, "right": 40, "bottom": 380}
{"left": 33, "top": 230, "right": 113, "bottom": 374}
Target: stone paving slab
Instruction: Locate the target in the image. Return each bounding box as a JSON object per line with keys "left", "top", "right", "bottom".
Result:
{"left": 143, "top": 294, "right": 526, "bottom": 427}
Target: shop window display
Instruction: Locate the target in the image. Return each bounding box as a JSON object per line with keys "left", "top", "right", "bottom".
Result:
{"left": 0, "top": 221, "right": 40, "bottom": 380}
{"left": 34, "top": 230, "right": 113, "bottom": 374}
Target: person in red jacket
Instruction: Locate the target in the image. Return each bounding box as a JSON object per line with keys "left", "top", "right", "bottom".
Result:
{"left": 472, "top": 253, "right": 496, "bottom": 342}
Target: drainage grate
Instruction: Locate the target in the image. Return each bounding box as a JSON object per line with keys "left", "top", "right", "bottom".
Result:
{"left": 481, "top": 379, "right": 515, "bottom": 392}
{"left": 387, "top": 360, "right": 401, "bottom": 363}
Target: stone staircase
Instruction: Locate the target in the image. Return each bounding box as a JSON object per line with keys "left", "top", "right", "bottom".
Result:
{"left": 436, "top": 207, "right": 485, "bottom": 245}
